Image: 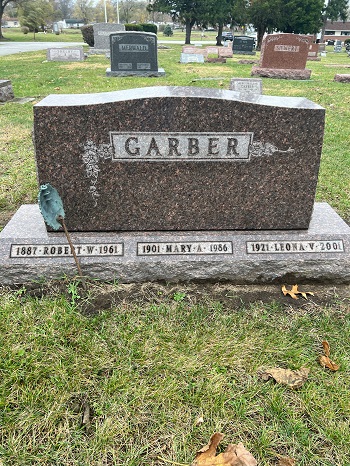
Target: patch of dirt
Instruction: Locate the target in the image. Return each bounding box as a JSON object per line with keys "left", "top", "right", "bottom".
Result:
{"left": 9, "top": 279, "right": 350, "bottom": 317}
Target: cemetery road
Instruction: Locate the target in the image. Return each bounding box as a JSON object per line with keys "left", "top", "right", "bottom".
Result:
{"left": 0, "top": 40, "right": 213, "bottom": 57}
{"left": 0, "top": 42, "right": 84, "bottom": 56}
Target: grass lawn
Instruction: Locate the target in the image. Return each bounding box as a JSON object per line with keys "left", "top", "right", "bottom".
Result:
{"left": 0, "top": 27, "right": 84, "bottom": 42}
{"left": 0, "top": 34, "right": 350, "bottom": 466}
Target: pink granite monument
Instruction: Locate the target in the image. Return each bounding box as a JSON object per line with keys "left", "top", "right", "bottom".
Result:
{"left": 252, "top": 33, "right": 312, "bottom": 80}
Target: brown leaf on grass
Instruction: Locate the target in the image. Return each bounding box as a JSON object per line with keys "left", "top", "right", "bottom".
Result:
{"left": 278, "top": 457, "right": 296, "bottom": 466}
{"left": 322, "top": 340, "right": 330, "bottom": 357}
{"left": 260, "top": 367, "right": 309, "bottom": 389}
{"left": 319, "top": 340, "right": 339, "bottom": 371}
{"left": 192, "top": 433, "right": 257, "bottom": 466}
{"left": 281, "top": 285, "right": 314, "bottom": 300}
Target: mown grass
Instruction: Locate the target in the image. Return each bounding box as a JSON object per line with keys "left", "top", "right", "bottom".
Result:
{"left": 0, "top": 282, "right": 349, "bottom": 465}
{"left": 0, "top": 27, "right": 84, "bottom": 42}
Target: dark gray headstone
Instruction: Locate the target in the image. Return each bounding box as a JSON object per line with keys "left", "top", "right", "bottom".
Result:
{"left": 47, "top": 47, "right": 85, "bottom": 61}
{"left": 0, "top": 80, "right": 14, "bottom": 102}
{"left": 92, "top": 22, "right": 125, "bottom": 53}
{"left": 33, "top": 86, "right": 324, "bottom": 232}
{"left": 106, "top": 31, "right": 165, "bottom": 77}
{"left": 232, "top": 36, "right": 256, "bottom": 55}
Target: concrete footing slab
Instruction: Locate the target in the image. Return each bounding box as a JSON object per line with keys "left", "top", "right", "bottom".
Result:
{"left": 0, "top": 202, "right": 349, "bottom": 285}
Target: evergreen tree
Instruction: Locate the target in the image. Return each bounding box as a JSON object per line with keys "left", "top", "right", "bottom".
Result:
{"left": 248, "top": 0, "right": 281, "bottom": 49}
{"left": 278, "top": 0, "right": 324, "bottom": 34}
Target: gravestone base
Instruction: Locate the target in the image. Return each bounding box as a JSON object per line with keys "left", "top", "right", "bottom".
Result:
{"left": 1, "top": 203, "right": 349, "bottom": 285}
{"left": 106, "top": 67, "right": 165, "bottom": 77}
{"left": 0, "top": 80, "right": 14, "bottom": 102}
{"left": 233, "top": 51, "right": 256, "bottom": 55}
{"left": 334, "top": 74, "right": 350, "bottom": 83}
{"left": 251, "top": 67, "right": 311, "bottom": 80}
{"left": 206, "top": 58, "right": 226, "bottom": 63}
{"left": 238, "top": 59, "right": 259, "bottom": 64}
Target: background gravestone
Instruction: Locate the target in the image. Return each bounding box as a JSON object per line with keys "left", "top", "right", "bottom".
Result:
{"left": 206, "top": 46, "right": 219, "bottom": 56}
{"left": 229, "top": 78, "right": 262, "bottom": 95}
{"left": 182, "top": 46, "right": 203, "bottom": 54}
{"left": 106, "top": 31, "right": 165, "bottom": 77}
{"left": 252, "top": 33, "right": 312, "bottom": 80}
{"left": 307, "top": 43, "right": 320, "bottom": 61}
{"left": 47, "top": 47, "right": 85, "bottom": 62}
{"left": 33, "top": 86, "right": 324, "bottom": 232}
{"left": 219, "top": 47, "right": 233, "bottom": 58}
{"left": 0, "top": 80, "right": 14, "bottom": 102}
{"left": 92, "top": 22, "right": 125, "bottom": 53}
{"left": 232, "top": 36, "right": 256, "bottom": 55}
{"left": 180, "top": 53, "right": 205, "bottom": 63}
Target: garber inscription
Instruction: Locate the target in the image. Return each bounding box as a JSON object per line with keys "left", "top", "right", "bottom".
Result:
{"left": 111, "top": 132, "right": 253, "bottom": 160}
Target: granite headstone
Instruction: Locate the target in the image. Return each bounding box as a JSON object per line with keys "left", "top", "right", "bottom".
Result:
{"left": 182, "top": 46, "right": 204, "bottom": 54}
{"left": 229, "top": 78, "right": 262, "bottom": 95}
{"left": 47, "top": 47, "right": 85, "bottom": 62}
{"left": 252, "top": 33, "right": 312, "bottom": 80}
{"left": 106, "top": 31, "right": 165, "bottom": 77}
{"left": 232, "top": 36, "right": 256, "bottom": 55}
{"left": 1, "top": 87, "right": 350, "bottom": 284}
{"left": 92, "top": 22, "right": 125, "bottom": 53}
{"left": 219, "top": 47, "right": 233, "bottom": 58}
{"left": 205, "top": 46, "right": 219, "bottom": 56}
{"left": 307, "top": 43, "right": 320, "bottom": 61}
{"left": 0, "top": 80, "right": 14, "bottom": 102}
{"left": 180, "top": 53, "right": 205, "bottom": 63}
{"left": 334, "top": 74, "right": 350, "bottom": 82}
{"left": 33, "top": 86, "right": 324, "bottom": 232}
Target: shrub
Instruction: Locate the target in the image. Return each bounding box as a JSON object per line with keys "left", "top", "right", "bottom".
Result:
{"left": 163, "top": 24, "right": 173, "bottom": 37}
{"left": 140, "top": 23, "right": 157, "bottom": 34}
{"left": 21, "top": 26, "right": 30, "bottom": 34}
{"left": 81, "top": 24, "right": 94, "bottom": 47}
{"left": 125, "top": 23, "right": 143, "bottom": 31}
{"left": 344, "top": 38, "right": 350, "bottom": 46}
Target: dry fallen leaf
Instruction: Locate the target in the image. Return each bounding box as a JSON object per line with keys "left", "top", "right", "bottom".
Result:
{"left": 192, "top": 433, "right": 257, "bottom": 466}
{"left": 281, "top": 284, "right": 314, "bottom": 300}
{"left": 319, "top": 340, "right": 339, "bottom": 371}
{"left": 195, "top": 416, "right": 204, "bottom": 426}
{"left": 322, "top": 340, "right": 330, "bottom": 357}
{"left": 54, "top": 87, "right": 61, "bottom": 90}
{"left": 278, "top": 457, "right": 296, "bottom": 466}
{"left": 260, "top": 367, "right": 309, "bottom": 389}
